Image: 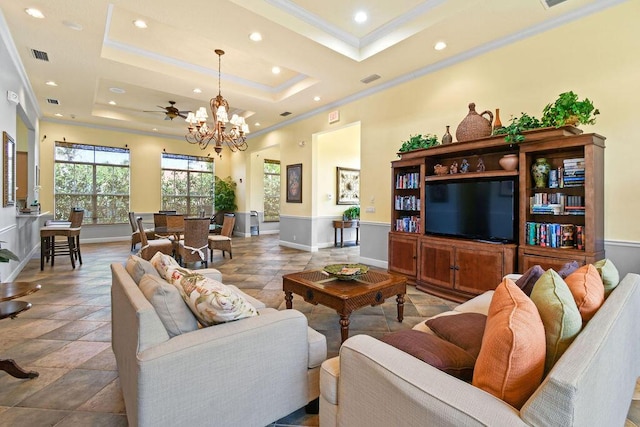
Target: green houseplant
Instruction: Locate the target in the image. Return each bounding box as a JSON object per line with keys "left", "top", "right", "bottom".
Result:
{"left": 494, "top": 112, "right": 543, "bottom": 143}
{"left": 541, "top": 91, "right": 600, "bottom": 128}
{"left": 213, "top": 176, "right": 237, "bottom": 221}
{"left": 398, "top": 134, "right": 439, "bottom": 155}
{"left": 343, "top": 206, "right": 360, "bottom": 221}
{"left": 0, "top": 241, "right": 19, "bottom": 263}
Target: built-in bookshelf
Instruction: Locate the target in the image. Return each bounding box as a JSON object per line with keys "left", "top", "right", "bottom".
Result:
{"left": 391, "top": 161, "right": 423, "bottom": 234}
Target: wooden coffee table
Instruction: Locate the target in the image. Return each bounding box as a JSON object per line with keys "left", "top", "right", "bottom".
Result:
{"left": 283, "top": 269, "right": 406, "bottom": 343}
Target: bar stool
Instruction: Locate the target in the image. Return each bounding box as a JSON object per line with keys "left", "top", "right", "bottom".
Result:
{"left": 40, "top": 208, "right": 84, "bottom": 270}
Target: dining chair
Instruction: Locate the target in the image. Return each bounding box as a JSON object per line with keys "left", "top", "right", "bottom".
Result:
{"left": 165, "top": 214, "right": 185, "bottom": 241}
{"left": 175, "top": 217, "right": 210, "bottom": 268}
{"left": 40, "top": 208, "right": 84, "bottom": 270}
{"left": 153, "top": 213, "right": 170, "bottom": 239}
{"left": 208, "top": 214, "right": 235, "bottom": 261}
{"left": 137, "top": 217, "right": 174, "bottom": 261}
{"left": 128, "top": 212, "right": 155, "bottom": 250}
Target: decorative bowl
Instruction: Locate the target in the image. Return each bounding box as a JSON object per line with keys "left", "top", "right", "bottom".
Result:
{"left": 323, "top": 263, "right": 369, "bottom": 281}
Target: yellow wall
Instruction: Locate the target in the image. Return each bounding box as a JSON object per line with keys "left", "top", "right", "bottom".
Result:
{"left": 248, "top": 145, "right": 280, "bottom": 211}
{"left": 316, "top": 122, "right": 360, "bottom": 217}
{"left": 247, "top": 1, "right": 640, "bottom": 242}
{"left": 38, "top": 121, "right": 232, "bottom": 213}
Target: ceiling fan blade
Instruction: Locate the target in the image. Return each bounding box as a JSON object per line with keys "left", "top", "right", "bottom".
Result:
{"left": 178, "top": 113, "right": 188, "bottom": 119}
{"left": 157, "top": 105, "right": 168, "bottom": 110}
{"left": 143, "top": 110, "right": 164, "bottom": 113}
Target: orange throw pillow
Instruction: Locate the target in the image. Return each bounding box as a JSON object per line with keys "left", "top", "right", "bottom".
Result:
{"left": 472, "top": 278, "right": 546, "bottom": 409}
{"left": 564, "top": 264, "right": 605, "bottom": 323}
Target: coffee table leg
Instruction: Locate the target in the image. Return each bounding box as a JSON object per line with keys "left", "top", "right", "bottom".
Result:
{"left": 0, "top": 359, "right": 39, "bottom": 379}
{"left": 284, "top": 291, "right": 293, "bottom": 309}
{"left": 396, "top": 294, "right": 405, "bottom": 322}
{"left": 339, "top": 314, "right": 350, "bottom": 343}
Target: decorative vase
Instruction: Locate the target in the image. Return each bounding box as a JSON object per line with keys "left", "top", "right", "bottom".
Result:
{"left": 493, "top": 108, "right": 503, "bottom": 133}
{"left": 442, "top": 125, "right": 453, "bottom": 144}
{"left": 455, "top": 102, "right": 494, "bottom": 142}
{"left": 531, "top": 158, "right": 551, "bottom": 188}
{"left": 499, "top": 154, "right": 519, "bottom": 171}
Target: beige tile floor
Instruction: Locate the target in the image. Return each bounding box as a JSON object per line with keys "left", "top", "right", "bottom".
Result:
{"left": 0, "top": 234, "right": 638, "bottom": 426}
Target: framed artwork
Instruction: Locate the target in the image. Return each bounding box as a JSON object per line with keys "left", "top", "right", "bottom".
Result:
{"left": 286, "top": 163, "right": 302, "bottom": 203}
{"left": 3, "top": 131, "right": 16, "bottom": 207}
{"left": 336, "top": 167, "right": 360, "bottom": 205}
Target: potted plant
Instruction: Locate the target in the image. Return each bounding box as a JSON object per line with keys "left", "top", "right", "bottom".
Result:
{"left": 398, "top": 134, "right": 439, "bottom": 155}
{"left": 213, "top": 176, "right": 237, "bottom": 226}
{"left": 0, "top": 241, "right": 19, "bottom": 263}
{"left": 494, "top": 112, "right": 543, "bottom": 143}
{"left": 541, "top": 91, "right": 600, "bottom": 128}
{"left": 343, "top": 206, "right": 360, "bottom": 221}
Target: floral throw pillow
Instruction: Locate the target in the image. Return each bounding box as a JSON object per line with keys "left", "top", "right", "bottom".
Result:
{"left": 149, "top": 252, "right": 180, "bottom": 279}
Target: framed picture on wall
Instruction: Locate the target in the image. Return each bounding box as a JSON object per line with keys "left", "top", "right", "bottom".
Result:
{"left": 336, "top": 167, "right": 360, "bottom": 205}
{"left": 3, "top": 131, "right": 16, "bottom": 207}
{"left": 286, "top": 163, "right": 302, "bottom": 203}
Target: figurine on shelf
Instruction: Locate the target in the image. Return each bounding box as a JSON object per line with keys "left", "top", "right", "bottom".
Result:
{"left": 477, "top": 158, "right": 485, "bottom": 172}
{"left": 434, "top": 164, "right": 448, "bottom": 175}
{"left": 450, "top": 161, "right": 459, "bottom": 174}
{"left": 460, "top": 159, "right": 469, "bottom": 173}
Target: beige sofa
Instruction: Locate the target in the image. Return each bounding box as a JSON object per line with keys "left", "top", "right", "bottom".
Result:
{"left": 111, "top": 261, "right": 327, "bottom": 427}
{"left": 320, "top": 273, "right": 640, "bottom": 426}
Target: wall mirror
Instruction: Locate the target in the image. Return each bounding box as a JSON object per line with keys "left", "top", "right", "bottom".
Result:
{"left": 3, "top": 131, "right": 16, "bottom": 207}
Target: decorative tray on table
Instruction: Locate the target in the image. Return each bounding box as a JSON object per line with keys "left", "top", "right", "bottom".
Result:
{"left": 323, "top": 263, "right": 369, "bottom": 281}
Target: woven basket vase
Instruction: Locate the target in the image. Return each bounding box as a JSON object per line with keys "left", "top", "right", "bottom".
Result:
{"left": 455, "top": 103, "right": 494, "bottom": 142}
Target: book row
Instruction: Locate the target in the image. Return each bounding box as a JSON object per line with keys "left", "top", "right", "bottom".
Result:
{"left": 394, "top": 195, "right": 420, "bottom": 211}
{"left": 395, "top": 172, "right": 420, "bottom": 189}
{"left": 525, "top": 222, "right": 584, "bottom": 249}
{"left": 395, "top": 216, "right": 420, "bottom": 233}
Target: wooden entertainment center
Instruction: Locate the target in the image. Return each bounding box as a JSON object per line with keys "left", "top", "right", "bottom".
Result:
{"left": 388, "top": 127, "right": 605, "bottom": 302}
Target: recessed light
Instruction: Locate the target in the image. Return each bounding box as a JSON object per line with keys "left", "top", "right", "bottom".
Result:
{"left": 255, "top": 122, "right": 261, "bottom": 127}
{"left": 313, "top": 96, "right": 321, "bottom": 102}
{"left": 109, "top": 87, "right": 126, "bottom": 94}
{"left": 152, "top": 128, "right": 158, "bottom": 132}
{"left": 193, "top": 88, "right": 202, "bottom": 94}
{"left": 354, "top": 11, "right": 367, "bottom": 23}
{"left": 249, "top": 32, "right": 262, "bottom": 42}
{"left": 54, "top": 113, "right": 63, "bottom": 117}
{"left": 46, "top": 80, "right": 57, "bottom": 86}
{"left": 62, "top": 20, "right": 83, "bottom": 31}
{"left": 133, "top": 19, "right": 148, "bottom": 29}
{"left": 25, "top": 8, "right": 45, "bottom": 19}
{"left": 272, "top": 66, "right": 281, "bottom": 75}
{"left": 434, "top": 41, "right": 447, "bottom": 51}
{"left": 108, "top": 100, "right": 117, "bottom": 105}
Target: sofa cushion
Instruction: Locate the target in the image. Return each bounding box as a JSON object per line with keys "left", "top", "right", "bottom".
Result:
{"left": 557, "top": 260, "right": 580, "bottom": 278}
{"left": 472, "top": 278, "right": 545, "bottom": 410}
{"left": 125, "top": 254, "right": 160, "bottom": 285}
{"left": 149, "top": 251, "right": 181, "bottom": 279}
{"left": 515, "top": 265, "right": 545, "bottom": 296}
{"left": 381, "top": 330, "right": 476, "bottom": 381}
{"left": 425, "top": 312, "right": 486, "bottom": 359}
{"left": 530, "top": 269, "right": 582, "bottom": 375}
{"left": 564, "top": 264, "right": 605, "bottom": 323}
{"left": 593, "top": 258, "right": 620, "bottom": 297}
{"left": 139, "top": 274, "right": 198, "bottom": 337}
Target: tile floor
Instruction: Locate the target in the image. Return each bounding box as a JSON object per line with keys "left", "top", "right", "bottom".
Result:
{"left": 0, "top": 234, "right": 638, "bottom": 426}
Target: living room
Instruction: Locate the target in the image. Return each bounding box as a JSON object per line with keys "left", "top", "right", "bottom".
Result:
{"left": 1, "top": 1, "right": 639, "bottom": 426}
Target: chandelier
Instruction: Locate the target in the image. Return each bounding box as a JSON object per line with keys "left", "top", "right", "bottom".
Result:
{"left": 185, "top": 49, "right": 249, "bottom": 153}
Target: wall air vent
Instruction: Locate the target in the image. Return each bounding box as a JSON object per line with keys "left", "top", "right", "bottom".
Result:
{"left": 540, "top": 0, "right": 568, "bottom": 8}
{"left": 47, "top": 98, "right": 60, "bottom": 105}
{"left": 361, "top": 74, "right": 381, "bottom": 84}
{"left": 30, "top": 49, "right": 49, "bottom": 62}
{"left": 280, "top": 111, "right": 292, "bottom": 117}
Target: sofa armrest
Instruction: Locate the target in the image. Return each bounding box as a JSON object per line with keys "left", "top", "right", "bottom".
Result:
{"left": 331, "top": 334, "right": 526, "bottom": 427}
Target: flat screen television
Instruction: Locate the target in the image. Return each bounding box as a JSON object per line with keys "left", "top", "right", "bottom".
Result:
{"left": 424, "top": 178, "right": 517, "bottom": 243}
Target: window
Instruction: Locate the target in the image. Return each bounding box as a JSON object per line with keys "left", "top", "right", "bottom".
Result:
{"left": 161, "top": 153, "right": 214, "bottom": 216}
{"left": 263, "top": 159, "right": 280, "bottom": 222}
{"left": 54, "top": 142, "right": 130, "bottom": 224}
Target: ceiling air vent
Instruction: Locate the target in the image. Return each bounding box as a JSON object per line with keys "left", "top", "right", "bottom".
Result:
{"left": 47, "top": 98, "right": 60, "bottom": 105}
{"left": 361, "top": 74, "right": 381, "bottom": 84}
{"left": 540, "top": 0, "right": 568, "bottom": 8}
{"left": 30, "top": 48, "right": 49, "bottom": 62}
{"left": 280, "top": 111, "right": 292, "bottom": 117}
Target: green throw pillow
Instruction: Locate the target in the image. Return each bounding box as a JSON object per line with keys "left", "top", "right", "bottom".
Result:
{"left": 593, "top": 259, "right": 620, "bottom": 297}
{"left": 530, "top": 269, "right": 582, "bottom": 375}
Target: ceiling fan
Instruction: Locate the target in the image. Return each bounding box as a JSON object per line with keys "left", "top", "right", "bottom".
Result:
{"left": 143, "top": 101, "right": 190, "bottom": 120}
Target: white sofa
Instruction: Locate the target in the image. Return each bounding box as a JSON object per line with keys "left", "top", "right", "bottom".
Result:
{"left": 111, "top": 261, "right": 327, "bottom": 427}
{"left": 320, "top": 273, "right": 640, "bottom": 427}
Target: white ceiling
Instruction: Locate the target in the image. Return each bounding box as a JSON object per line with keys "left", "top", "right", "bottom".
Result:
{"left": 0, "top": 0, "right": 620, "bottom": 140}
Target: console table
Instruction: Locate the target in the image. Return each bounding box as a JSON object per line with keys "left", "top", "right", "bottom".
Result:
{"left": 333, "top": 220, "right": 359, "bottom": 247}
{"left": 0, "top": 281, "right": 41, "bottom": 379}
